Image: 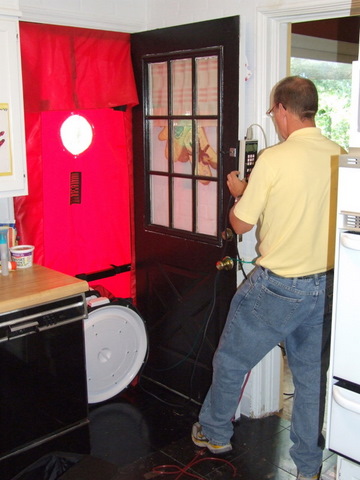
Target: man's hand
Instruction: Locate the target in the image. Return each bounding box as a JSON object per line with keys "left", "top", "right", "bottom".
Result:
{"left": 227, "top": 171, "right": 247, "bottom": 198}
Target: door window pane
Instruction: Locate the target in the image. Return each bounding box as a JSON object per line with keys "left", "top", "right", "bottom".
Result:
{"left": 195, "top": 56, "right": 218, "bottom": 115}
{"left": 148, "top": 62, "right": 168, "bottom": 116}
{"left": 196, "top": 180, "right": 217, "bottom": 236}
{"left": 171, "top": 58, "right": 192, "bottom": 116}
{"left": 149, "top": 120, "right": 169, "bottom": 172}
{"left": 172, "top": 120, "right": 192, "bottom": 174}
{"left": 150, "top": 175, "right": 169, "bottom": 227}
{"left": 196, "top": 120, "right": 218, "bottom": 181}
{"left": 173, "top": 177, "right": 192, "bottom": 231}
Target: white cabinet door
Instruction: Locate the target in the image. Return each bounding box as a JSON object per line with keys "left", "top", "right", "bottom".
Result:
{"left": 328, "top": 382, "right": 360, "bottom": 464}
{"left": 337, "top": 457, "right": 360, "bottom": 479}
{"left": 332, "top": 231, "right": 360, "bottom": 385}
{"left": 0, "top": 17, "right": 27, "bottom": 198}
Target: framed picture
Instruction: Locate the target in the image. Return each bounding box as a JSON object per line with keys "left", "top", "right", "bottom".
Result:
{"left": 0, "top": 103, "right": 12, "bottom": 176}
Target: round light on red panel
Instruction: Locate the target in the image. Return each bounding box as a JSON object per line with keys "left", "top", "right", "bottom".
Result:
{"left": 60, "top": 114, "right": 93, "bottom": 155}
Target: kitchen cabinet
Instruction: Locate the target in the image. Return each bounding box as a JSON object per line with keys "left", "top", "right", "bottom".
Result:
{"left": 337, "top": 457, "right": 360, "bottom": 479}
{"left": 0, "top": 263, "right": 89, "bottom": 313}
{"left": 0, "top": 264, "right": 89, "bottom": 479}
{"left": 0, "top": 11, "right": 27, "bottom": 198}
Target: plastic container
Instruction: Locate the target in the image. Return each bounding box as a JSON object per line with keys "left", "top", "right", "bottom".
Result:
{"left": 10, "top": 245, "right": 35, "bottom": 269}
{"left": 0, "top": 227, "right": 9, "bottom": 276}
{"left": 0, "top": 261, "right": 17, "bottom": 273}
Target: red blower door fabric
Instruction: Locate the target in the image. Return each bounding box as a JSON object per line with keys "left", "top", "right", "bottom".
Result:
{"left": 19, "top": 22, "right": 138, "bottom": 111}
{"left": 41, "top": 109, "right": 132, "bottom": 297}
{"left": 14, "top": 23, "right": 138, "bottom": 298}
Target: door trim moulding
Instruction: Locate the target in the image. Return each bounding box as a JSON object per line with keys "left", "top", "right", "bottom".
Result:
{"left": 255, "top": 0, "right": 357, "bottom": 148}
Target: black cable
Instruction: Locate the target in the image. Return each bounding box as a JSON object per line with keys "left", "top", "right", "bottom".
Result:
{"left": 182, "top": 193, "right": 236, "bottom": 400}
{"left": 138, "top": 194, "right": 236, "bottom": 407}
{"left": 236, "top": 243, "right": 248, "bottom": 280}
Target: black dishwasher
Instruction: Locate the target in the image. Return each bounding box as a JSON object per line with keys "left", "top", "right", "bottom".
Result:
{"left": 0, "top": 293, "right": 89, "bottom": 479}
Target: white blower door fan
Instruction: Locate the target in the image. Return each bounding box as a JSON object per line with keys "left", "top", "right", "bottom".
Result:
{"left": 84, "top": 305, "right": 147, "bottom": 404}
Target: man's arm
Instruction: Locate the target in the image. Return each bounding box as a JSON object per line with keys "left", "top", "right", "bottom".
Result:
{"left": 229, "top": 205, "right": 254, "bottom": 235}
{"left": 227, "top": 171, "right": 254, "bottom": 234}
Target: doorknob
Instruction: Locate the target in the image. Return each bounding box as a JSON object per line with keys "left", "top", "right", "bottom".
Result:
{"left": 216, "top": 256, "right": 234, "bottom": 271}
{"left": 222, "top": 228, "right": 234, "bottom": 241}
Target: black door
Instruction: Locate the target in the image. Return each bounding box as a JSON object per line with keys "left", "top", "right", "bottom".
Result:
{"left": 131, "top": 17, "right": 240, "bottom": 403}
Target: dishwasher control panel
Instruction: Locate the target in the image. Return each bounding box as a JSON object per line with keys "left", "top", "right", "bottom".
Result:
{"left": 0, "top": 293, "right": 87, "bottom": 341}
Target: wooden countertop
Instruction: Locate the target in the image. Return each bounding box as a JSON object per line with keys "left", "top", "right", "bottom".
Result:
{"left": 0, "top": 264, "right": 89, "bottom": 314}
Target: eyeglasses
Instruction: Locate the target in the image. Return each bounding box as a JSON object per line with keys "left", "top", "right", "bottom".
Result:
{"left": 266, "top": 105, "right": 276, "bottom": 117}
{"left": 267, "top": 103, "right": 287, "bottom": 117}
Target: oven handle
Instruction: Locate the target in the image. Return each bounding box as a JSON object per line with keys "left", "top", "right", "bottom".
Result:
{"left": 341, "top": 232, "right": 360, "bottom": 251}
{"left": 9, "top": 320, "right": 40, "bottom": 338}
{"left": 333, "top": 385, "right": 360, "bottom": 414}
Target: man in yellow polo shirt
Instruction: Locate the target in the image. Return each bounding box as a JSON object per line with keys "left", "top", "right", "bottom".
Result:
{"left": 192, "top": 76, "right": 345, "bottom": 480}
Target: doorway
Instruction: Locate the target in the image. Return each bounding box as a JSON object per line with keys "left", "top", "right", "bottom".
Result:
{"left": 291, "top": 16, "right": 359, "bottom": 151}
{"left": 256, "top": 2, "right": 359, "bottom": 148}
{"left": 269, "top": 12, "right": 359, "bottom": 425}
{"left": 256, "top": 3, "right": 359, "bottom": 422}
{"left": 282, "top": 15, "right": 360, "bottom": 421}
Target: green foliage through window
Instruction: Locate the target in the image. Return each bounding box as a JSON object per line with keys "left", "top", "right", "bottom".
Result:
{"left": 291, "top": 58, "right": 352, "bottom": 151}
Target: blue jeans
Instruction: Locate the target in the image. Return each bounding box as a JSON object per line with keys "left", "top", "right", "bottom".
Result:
{"left": 199, "top": 266, "right": 333, "bottom": 477}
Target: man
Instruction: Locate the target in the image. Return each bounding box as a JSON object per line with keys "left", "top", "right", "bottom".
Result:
{"left": 191, "top": 76, "right": 345, "bottom": 480}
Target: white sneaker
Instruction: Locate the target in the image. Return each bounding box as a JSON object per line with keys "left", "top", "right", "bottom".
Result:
{"left": 296, "top": 471, "right": 321, "bottom": 479}
{"left": 191, "top": 422, "right": 232, "bottom": 454}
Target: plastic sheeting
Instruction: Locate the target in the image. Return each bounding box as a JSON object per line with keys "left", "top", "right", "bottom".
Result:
{"left": 19, "top": 22, "right": 138, "bottom": 111}
{"left": 14, "top": 23, "right": 138, "bottom": 298}
{"left": 11, "top": 452, "right": 83, "bottom": 480}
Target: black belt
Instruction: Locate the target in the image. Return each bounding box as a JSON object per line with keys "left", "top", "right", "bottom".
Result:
{"left": 262, "top": 267, "right": 334, "bottom": 280}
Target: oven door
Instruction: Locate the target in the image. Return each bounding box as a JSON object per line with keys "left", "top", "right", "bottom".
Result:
{"left": 332, "top": 231, "right": 360, "bottom": 385}
{"left": 328, "top": 380, "right": 360, "bottom": 463}
{"left": 0, "top": 297, "right": 88, "bottom": 461}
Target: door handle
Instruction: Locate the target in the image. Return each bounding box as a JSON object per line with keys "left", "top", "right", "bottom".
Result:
{"left": 8, "top": 320, "right": 39, "bottom": 339}
{"left": 216, "top": 256, "right": 234, "bottom": 271}
{"left": 341, "top": 232, "right": 360, "bottom": 251}
{"left": 333, "top": 385, "right": 360, "bottom": 415}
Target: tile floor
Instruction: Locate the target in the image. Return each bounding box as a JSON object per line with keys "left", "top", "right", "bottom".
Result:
{"left": 83, "top": 368, "right": 337, "bottom": 480}
{"left": 9, "top": 358, "right": 337, "bottom": 480}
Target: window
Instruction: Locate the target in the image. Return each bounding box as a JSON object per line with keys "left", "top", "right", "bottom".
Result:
{"left": 291, "top": 33, "right": 357, "bottom": 150}
{"left": 143, "top": 49, "right": 221, "bottom": 241}
{"left": 291, "top": 56, "right": 352, "bottom": 150}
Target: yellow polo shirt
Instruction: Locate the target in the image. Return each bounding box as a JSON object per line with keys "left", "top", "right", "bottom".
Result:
{"left": 234, "top": 128, "right": 345, "bottom": 277}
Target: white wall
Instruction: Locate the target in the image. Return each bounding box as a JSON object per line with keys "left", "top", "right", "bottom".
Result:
{"left": 18, "top": 0, "right": 148, "bottom": 32}
{"left": 15, "top": 0, "right": 356, "bottom": 311}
